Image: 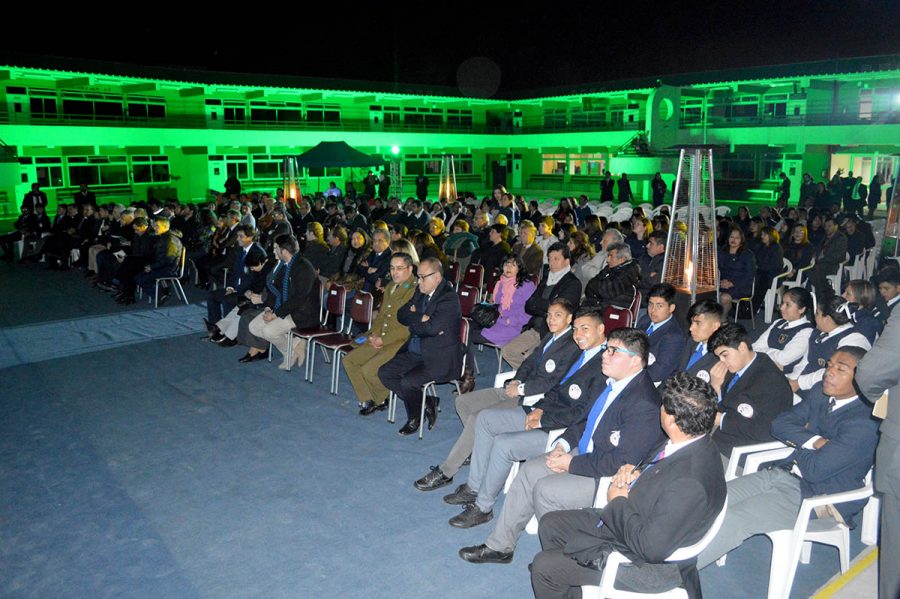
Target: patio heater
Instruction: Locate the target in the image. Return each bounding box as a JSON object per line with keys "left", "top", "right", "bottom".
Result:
{"left": 883, "top": 160, "right": 900, "bottom": 260}
{"left": 661, "top": 147, "right": 720, "bottom": 326}
{"left": 282, "top": 156, "right": 301, "bottom": 203}
{"left": 438, "top": 154, "right": 458, "bottom": 202}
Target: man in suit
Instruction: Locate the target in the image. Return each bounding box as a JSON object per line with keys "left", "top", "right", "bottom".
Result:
{"left": 346, "top": 253, "right": 417, "bottom": 416}
{"left": 707, "top": 323, "right": 794, "bottom": 463}
{"left": 248, "top": 234, "right": 320, "bottom": 370}
{"left": 856, "top": 317, "right": 900, "bottom": 598}
{"left": 511, "top": 220, "right": 544, "bottom": 279}
{"left": 531, "top": 372, "right": 726, "bottom": 598}
{"left": 205, "top": 224, "right": 266, "bottom": 326}
{"left": 679, "top": 300, "right": 723, "bottom": 380}
{"left": 460, "top": 328, "right": 664, "bottom": 564}
{"left": 698, "top": 347, "right": 879, "bottom": 570}
{"left": 414, "top": 298, "right": 581, "bottom": 492}
{"left": 445, "top": 308, "right": 610, "bottom": 529}
{"left": 21, "top": 183, "right": 47, "bottom": 214}
{"left": 878, "top": 268, "right": 900, "bottom": 319}
{"left": 73, "top": 184, "right": 96, "bottom": 209}
{"left": 636, "top": 284, "right": 686, "bottom": 385}
{"left": 808, "top": 216, "right": 848, "bottom": 294}
{"left": 378, "top": 257, "right": 463, "bottom": 435}
{"left": 134, "top": 214, "right": 184, "bottom": 304}
{"left": 583, "top": 242, "right": 641, "bottom": 310}
{"left": 502, "top": 242, "right": 583, "bottom": 369}
{"left": 600, "top": 171, "right": 615, "bottom": 203}
{"left": 637, "top": 232, "right": 666, "bottom": 304}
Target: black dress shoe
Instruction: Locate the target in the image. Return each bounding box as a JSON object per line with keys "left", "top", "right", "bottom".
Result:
{"left": 449, "top": 503, "right": 493, "bottom": 529}
{"left": 459, "top": 544, "right": 513, "bottom": 564}
{"left": 203, "top": 319, "right": 220, "bottom": 335}
{"left": 218, "top": 337, "right": 238, "bottom": 347}
{"left": 208, "top": 332, "right": 225, "bottom": 343}
{"left": 424, "top": 396, "right": 438, "bottom": 430}
{"left": 443, "top": 483, "right": 478, "bottom": 505}
{"left": 398, "top": 419, "right": 421, "bottom": 435}
{"left": 359, "top": 400, "right": 387, "bottom": 416}
{"left": 458, "top": 368, "right": 476, "bottom": 395}
{"left": 414, "top": 466, "right": 453, "bottom": 492}
{"left": 238, "top": 352, "right": 255, "bottom": 363}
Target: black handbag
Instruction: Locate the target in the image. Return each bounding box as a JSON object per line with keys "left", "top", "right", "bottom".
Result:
{"left": 471, "top": 302, "right": 500, "bottom": 329}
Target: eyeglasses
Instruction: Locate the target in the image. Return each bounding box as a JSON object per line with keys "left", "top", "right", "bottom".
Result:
{"left": 416, "top": 272, "right": 437, "bottom": 281}
{"left": 605, "top": 346, "right": 638, "bottom": 357}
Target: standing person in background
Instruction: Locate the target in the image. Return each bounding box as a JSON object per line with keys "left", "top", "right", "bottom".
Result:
{"left": 651, "top": 172, "right": 667, "bottom": 208}
{"left": 415, "top": 173, "right": 429, "bottom": 202}
{"left": 600, "top": 171, "right": 615, "bottom": 203}
{"left": 855, "top": 316, "right": 900, "bottom": 599}
{"left": 777, "top": 172, "right": 791, "bottom": 210}
{"left": 617, "top": 173, "right": 633, "bottom": 204}
{"left": 867, "top": 173, "right": 882, "bottom": 220}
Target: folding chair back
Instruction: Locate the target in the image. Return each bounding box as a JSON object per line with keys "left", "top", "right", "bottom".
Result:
{"left": 457, "top": 284, "right": 479, "bottom": 317}
{"left": 462, "top": 264, "right": 484, "bottom": 292}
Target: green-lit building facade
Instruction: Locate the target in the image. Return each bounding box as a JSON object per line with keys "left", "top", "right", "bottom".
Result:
{"left": 1, "top": 54, "right": 899, "bottom": 214}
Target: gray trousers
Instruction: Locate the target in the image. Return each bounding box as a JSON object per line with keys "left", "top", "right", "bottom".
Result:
{"left": 501, "top": 329, "right": 541, "bottom": 369}
{"left": 486, "top": 452, "right": 596, "bottom": 552}
{"left": 696, "top": 468, "right": 801, "bottom": 570}
{"left": 468, "top": 406, "right": 548, "bottom": 513}
{"left": 876, "top": 433, "right": 900, "bottom": 599}
{"left": 440, "top": 389, "right": 520, "bottom": 478}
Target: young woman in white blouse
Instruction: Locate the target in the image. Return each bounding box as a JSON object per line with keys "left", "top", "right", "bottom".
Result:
{"left": 752, "top": 286, "right": 816, "bottom": 373}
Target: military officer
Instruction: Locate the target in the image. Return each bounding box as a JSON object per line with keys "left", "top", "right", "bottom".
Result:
{"left": 345, "top": 252, "right": 418, "bottom": 415}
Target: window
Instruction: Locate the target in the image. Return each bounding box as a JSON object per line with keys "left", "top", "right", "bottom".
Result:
{"left": 859, "top": 89, "right": 873, "bottom": 120}
{"left": 384, "top": 107, "right": 401, "bottom": 126}
{"left": 67, "top": 156, "right": 129, "bottom": 186}
{"left": 126, "top": 97, "right": 166, "bottom": 120}
{"left": 543, "top": 109, "right": 567, "bottom": 129}
{"left": 568, "top": 153, "right": 605, "bottom": 176}
{"left": 60, "top": 92, "right": 125, "bottom": 121}
{"left": 132, "top": 155, "right": 171, "bottom": 183}
{"left": 29, "top": 92, "right": 58, "bottom": 119}
{"left": 681, "top": 99, "right": 704, "bottom": 125}
{"left": 719, "top": 153, "right": 755, "bottom": 180}
{"left": 224, "top": 102, "right": 246, "bottom": 125}
{"left": 306, "top": 105, "right": 340, "bottom": 124}
{"left": 306, "top": 167, "right": 341, "bottom": 177}
{"left": 446, "top": 109, "right": 473, "bottom": 128}
{"left": 252, "top": 155, "right": 284, "bottom": 180}
{"left": 541, "top": 153, "right": 566, "bottom": 175}
{"left": 28, "top": 157, "right": 64, "bottom": 188}
{"left": 404, "top": 107, "right": 424, "bottom": 127}
{"left": 404, "top": 154, "right": 473, "bottom": 176}
{"left": 223, "top": 156, "right": 249, "bottom": 180}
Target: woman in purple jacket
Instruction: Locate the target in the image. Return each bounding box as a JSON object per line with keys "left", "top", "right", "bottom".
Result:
{"left": 466, "top": 255, "right": 537, "bottom": 373}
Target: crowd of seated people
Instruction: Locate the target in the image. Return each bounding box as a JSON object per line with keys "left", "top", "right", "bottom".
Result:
{"left": 15, "top": 178, "right": 900, "bottom": 597}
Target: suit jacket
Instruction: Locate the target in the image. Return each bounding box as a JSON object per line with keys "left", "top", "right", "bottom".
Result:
{"left": 583, "top": 260, "right": 641, "bottom": 310}
{"left": 524, "top": 270, "right": 583, "bottom": 337}
{"left": 678, "top": 341, "right": 719, "bottom": 380}
{"left": 512, "top": 242, "right": 544, "bottom": 278}
{"left": 815, "top": 232, "right": 848, "bottom": 276}
{"left": 303, "top": 239, "right": 330, "bottom": 274}
{"left": 563, "top": 435, "right": 727, "bottom": 599}
{"left": 269, "top": 256, "right": 320, "bottom": 329}
{"left": 397, "top": 278, "right": 463, "bottom": 383}
{"left": 637, "top": 317, "right": 686, "bottom": 384}
{"left": 229, "top": 243, "right": 267, "bottom": 292}
{"left": 855, "top": 314, "right": 900, "bottom": 494}
{"left": 531, "top": 349, "right": 609, "bottom": 430}
{"left": 771, "top": 383, "right": 879, "bottom": 524}
{"left": 712, "top": 353, "right": 793, "bottom": 457}
{"left": 514, "top": 329, "right": 582, "bottom": 397}
{"left": 560, "top": 370, "right": 664, "bottom": 478}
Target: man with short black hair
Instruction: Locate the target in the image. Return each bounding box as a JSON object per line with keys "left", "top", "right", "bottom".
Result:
{"left": 638, "top": 231, "right": 667, "bottom": 302}
{"left": 636, "top": 284, "right": 686, "bottom": 385}
{"left": 501, "top": 242, "right": 583, "bottom": 369}
{"left": 532, "top": 371, "right": 726, "bottom": 598}
{"left": 698, "top": 347, "right": 879, "bottom": 572}
{"left": 205, "top": 224, "right": 265, "bottom": 327}
{"left": 808, "top": 216, "right": 848, "bottom": 293}
{"left": 460, "top": 327, "right": 663, "bottom": 564}
{"left": 415, "top": 298, "right": 581, "bottom": 493}
{"left": 707, "top": 323, "right": 793, "bottom": 462}
{"left": 878, "top": 268, "right": 900, "bottom": 318}
{"left": 446, "top": 308, "right": 609, "bottom": 529}
{"left": 378, "top": 257, "right": 463, "bottom": 435}
{"left": 678, "top": 300, "right": 724, "bottom": 379}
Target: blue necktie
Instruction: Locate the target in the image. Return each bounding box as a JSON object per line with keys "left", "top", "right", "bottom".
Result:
{"left": 686, "top": 344, "right": 704, "bottom": 369}
{"left": 561, "top": 352, "right": 587, "bottom": 384}
{"left": 235, "top": 250, "right": 247, "bottom": 285}
{"left": 726, "top": 373, "right": 741, "bottom": 393}
{"left": 646, "top": 323, "right": 655, "bottom": 335}
{"left": 578, "top": 382, "right": 613, "bottom": 454}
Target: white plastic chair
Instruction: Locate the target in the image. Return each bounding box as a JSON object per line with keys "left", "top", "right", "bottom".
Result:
{"left": 763, "top": 259, "right": 793, "bottom": 324}
{"left": 825, "top": 253, "right": 849, "bottom": 294}
{"left": 732, "top": 278, "right": 756, "bottom": 327}
{"left": 843, "top": 252, "right": 865, "bottom": 283}
{"left": 723, "top": 441, "right": 789, "bottom": 481}
{"left": 581, "top": 497, "right": 729, "bottom": 599}
{"left": 783, "top": 257, "right": 815, "bottom": 290}
{"left": 637, "top": 203, "right": 653, "bottom": 215}
{"left": 728, "top": 447, "right": 878, "bottom": 599}
{"left": 715, "top": 206, "right": 731, "bottom": 217}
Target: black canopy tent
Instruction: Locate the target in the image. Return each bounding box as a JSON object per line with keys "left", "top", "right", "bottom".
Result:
{"left": 296, "top": 141, "right": 386, "bottom": 169}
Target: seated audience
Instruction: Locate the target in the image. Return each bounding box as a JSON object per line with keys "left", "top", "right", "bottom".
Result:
{"left": 679, "top": 300, "right": 724, "bottom": 379}
{"left": 752, "top": 286, "right": 815, "bottom": 372}
{"left": 583, "top": 242, "right": 641, "bottom": 311}
{"left": 636, "top": 283, "right": 686, "bottom": 385}
{"left": 718, "top": 225, "right": 757, "bottom": 316}
{"left": 842, "top": 279, "right": 885, "bottom": 345}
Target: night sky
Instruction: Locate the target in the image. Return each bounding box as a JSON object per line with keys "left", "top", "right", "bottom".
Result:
{"left": 4, "top": 2, "right": 899, "bottom": 96}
